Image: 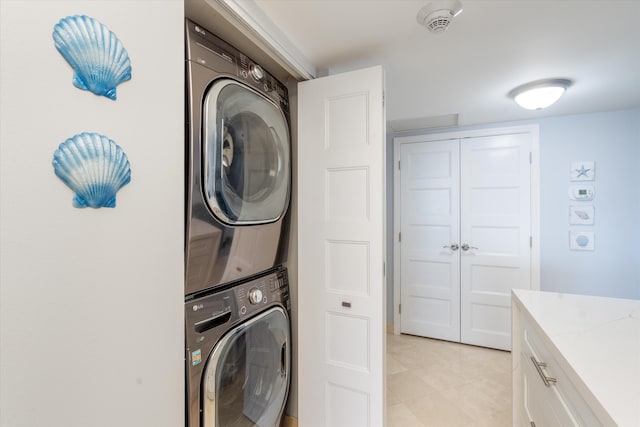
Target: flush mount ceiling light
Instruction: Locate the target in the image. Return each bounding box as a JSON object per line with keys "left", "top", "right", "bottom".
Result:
{"left": 416, "top": 0, "right": 463, "bottom": 33}
{"left": 509, "top": 78, "right": 573, "bottom": 110}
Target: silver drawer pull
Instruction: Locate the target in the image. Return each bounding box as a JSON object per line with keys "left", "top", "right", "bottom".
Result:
{"left": 531, "top": 356, "right": 557, "bottom": 387}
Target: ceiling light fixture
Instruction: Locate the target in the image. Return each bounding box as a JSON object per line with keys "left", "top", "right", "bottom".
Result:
{"left": 508, "top": 78, "right": 573, "bottom": 110}
{"left": 416, "top": 0, "right": 463, "bottom": 33}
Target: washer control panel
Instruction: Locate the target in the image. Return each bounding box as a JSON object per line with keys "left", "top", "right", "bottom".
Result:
{"left": 185, "top": 267, "right": 290, "bottom": 345}
{"left": 234, "top": 267, "right": 289, "bottom": 319}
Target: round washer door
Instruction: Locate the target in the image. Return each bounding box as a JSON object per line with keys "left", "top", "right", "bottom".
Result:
{"left": 202, "top": 306, "right": 290, "bottom": 427}
{"left": 203, "top": 79, "right": 290, "bottom": 225}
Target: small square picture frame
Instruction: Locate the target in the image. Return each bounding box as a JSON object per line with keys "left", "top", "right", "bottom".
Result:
{"left": 569, "top": 205, "right": 594, "bottom": 225}
{"left": 570, "top": 161, "right": 595, "bottom": 181}
{"left": 570, "top": 231, "right": 595, "bottom": 251}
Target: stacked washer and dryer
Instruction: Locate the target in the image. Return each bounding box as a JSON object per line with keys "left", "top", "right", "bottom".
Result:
{"left": 184, "top": 19, "right": 292, "bottom": 427}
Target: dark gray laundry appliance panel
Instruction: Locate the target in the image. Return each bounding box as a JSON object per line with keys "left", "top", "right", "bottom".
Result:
{"left": 185, "top": 19, "right": 291, "bottom": 296}
{"left": 185, "top": 266, "right": 291, "bottom": 427}
{"left": 186, "top": 20, "right": 290, "bottom": 113}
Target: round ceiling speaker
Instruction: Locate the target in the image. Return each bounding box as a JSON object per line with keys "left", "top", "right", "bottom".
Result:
{"left": 416, "top": 0, "right": 463, "bottom": 33}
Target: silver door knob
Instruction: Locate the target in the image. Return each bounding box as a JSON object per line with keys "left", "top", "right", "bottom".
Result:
{"left": 442, "top": 244, "right": 459, "bottom": 251}
{"left": 461, "top": 244, "right": 478, "bottom": 251}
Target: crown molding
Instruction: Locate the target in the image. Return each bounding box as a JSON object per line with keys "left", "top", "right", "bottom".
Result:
{"left": 204, "top": 0, "right": 316, "bottom": 80}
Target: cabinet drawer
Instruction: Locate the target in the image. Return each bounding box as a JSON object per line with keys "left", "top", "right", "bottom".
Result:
{"left": 520, "top": 318, "right": 602, "bottom": 427}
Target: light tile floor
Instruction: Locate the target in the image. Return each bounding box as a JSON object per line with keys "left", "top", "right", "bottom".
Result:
{"left": 387, "top": 333, "right": 512, "bottom": 427}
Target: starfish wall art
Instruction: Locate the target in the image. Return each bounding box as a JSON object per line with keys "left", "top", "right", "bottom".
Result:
{"left": 570, "top": 161, "right": 595, "bottom": 181}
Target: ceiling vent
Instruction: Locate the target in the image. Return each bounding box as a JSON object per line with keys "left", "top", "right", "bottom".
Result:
{"left": 417, "top": 0, "right": 463, "bottom": 33}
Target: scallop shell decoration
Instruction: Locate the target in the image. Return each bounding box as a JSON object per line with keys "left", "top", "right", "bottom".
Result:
{"left": 53, "top": 133, "right": 131, "bottom": 208}
{"left": 53, "top": 15, "right": 131, "bottom": 100}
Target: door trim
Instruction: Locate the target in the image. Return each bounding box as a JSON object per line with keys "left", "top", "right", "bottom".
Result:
{"left": 392, "top": 125, "right": 540, "bottom": 335}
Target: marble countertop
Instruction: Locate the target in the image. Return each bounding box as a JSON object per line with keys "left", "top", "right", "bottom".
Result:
{"left": 512, "top": 289, "right": 640, "bottom": 427}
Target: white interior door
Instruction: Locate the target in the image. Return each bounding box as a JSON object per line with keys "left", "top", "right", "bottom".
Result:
{"left": 298, "top": 66, "right": 385, "bottom": 427}
{"left": 399, "top": 140, "right": 461, "bottom": 342}
{"left": 460, "top": 134, "right": 532, "bottom": 350}
{"left": 396, "top": 130, "right": 534, "bottom": 351}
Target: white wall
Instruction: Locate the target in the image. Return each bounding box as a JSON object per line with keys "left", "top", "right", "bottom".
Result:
{"left": 387, "top": 108, "right": 640, "bottom": 321}
{"left": 0, "top": 2, "right": 184, "bottom": 426}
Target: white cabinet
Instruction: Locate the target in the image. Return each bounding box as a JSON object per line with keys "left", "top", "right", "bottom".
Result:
{"left": 511, "top": 290, "right": 630, "bottom": 427}
{"left": 516, "top": 316, "right": 602, "bottom": 426}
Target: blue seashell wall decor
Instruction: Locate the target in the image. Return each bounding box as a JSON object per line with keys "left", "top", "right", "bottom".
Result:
{"left": 53, "top": 15, "right": 132, "bottom": 100}
{"left": 53, "top": 132, "right": 131, "bottom": 208}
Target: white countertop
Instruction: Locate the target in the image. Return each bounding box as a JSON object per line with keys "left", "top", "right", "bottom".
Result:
{"left": 512, "top": 289, "right": 640, "bottom": 427}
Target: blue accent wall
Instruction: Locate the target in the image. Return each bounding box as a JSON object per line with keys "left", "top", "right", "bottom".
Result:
{"left": 388, "top": 108, "right": 640, "bottom": 324}
{"left": 538, "top": 109, "right": 640, "bottom": 299}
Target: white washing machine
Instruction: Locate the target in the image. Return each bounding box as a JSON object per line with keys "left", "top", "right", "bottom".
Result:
{"left": 185, "top": 266, "right": 291, "bottom": 427}
{"left": 185, "top": 19, "right": 291, "bottom": 296}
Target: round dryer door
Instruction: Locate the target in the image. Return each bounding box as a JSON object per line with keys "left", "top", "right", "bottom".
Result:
{"left": 202, "top": 306, "right": 290, "bottom": 427}
{"left": 203, "top": 79, "right": 290, "bottom": 225}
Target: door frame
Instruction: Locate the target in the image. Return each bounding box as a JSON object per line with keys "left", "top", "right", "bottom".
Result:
{"left": 392, "top": 125, "right": 540, "bottom": 335}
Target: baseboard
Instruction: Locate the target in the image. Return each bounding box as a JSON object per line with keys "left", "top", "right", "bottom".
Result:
{"left": 282, "top": 415, "right": 298, "bottom": 427}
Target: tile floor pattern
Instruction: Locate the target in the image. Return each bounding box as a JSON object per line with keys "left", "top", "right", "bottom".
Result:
{"left": 387, "top": 333, "right": 512, "bottom": 427}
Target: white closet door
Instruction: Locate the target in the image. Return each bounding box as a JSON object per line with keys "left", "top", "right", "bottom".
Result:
{"left": 396, "top": 131, "right": 534, "bottom": 350}
{"left": 298, "top": 66, "right": 385, "bottom": 427}
{"left": 399, "top": 140, "right": 461, "bottom": 342}
{"left": 460, "top": 134, "right": 532, "bottom": 350}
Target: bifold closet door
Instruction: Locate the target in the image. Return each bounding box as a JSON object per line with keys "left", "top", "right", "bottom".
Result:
{"left": 298, "top": 66, "right": 385, "bottom": 427}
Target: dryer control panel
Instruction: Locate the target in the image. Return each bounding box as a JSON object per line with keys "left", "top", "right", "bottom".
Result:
{"left": 186, "top": 19, "right": 290, "bottom": 114}
{"left": 237, "top": 53, "right": 289, "bottom": 110}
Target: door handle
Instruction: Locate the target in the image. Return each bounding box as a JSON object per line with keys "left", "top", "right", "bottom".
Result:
{"left": 280, "top": 343, "right": 287, "bottom": 377}
{"left": 461, "top": 244, "right": 478, "bottom": 251}
{"left": 442, "top": 244, "right": 459, "bottom": 251}
{"left": 530, "top": 356, "right": 557, "bottom": 387}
